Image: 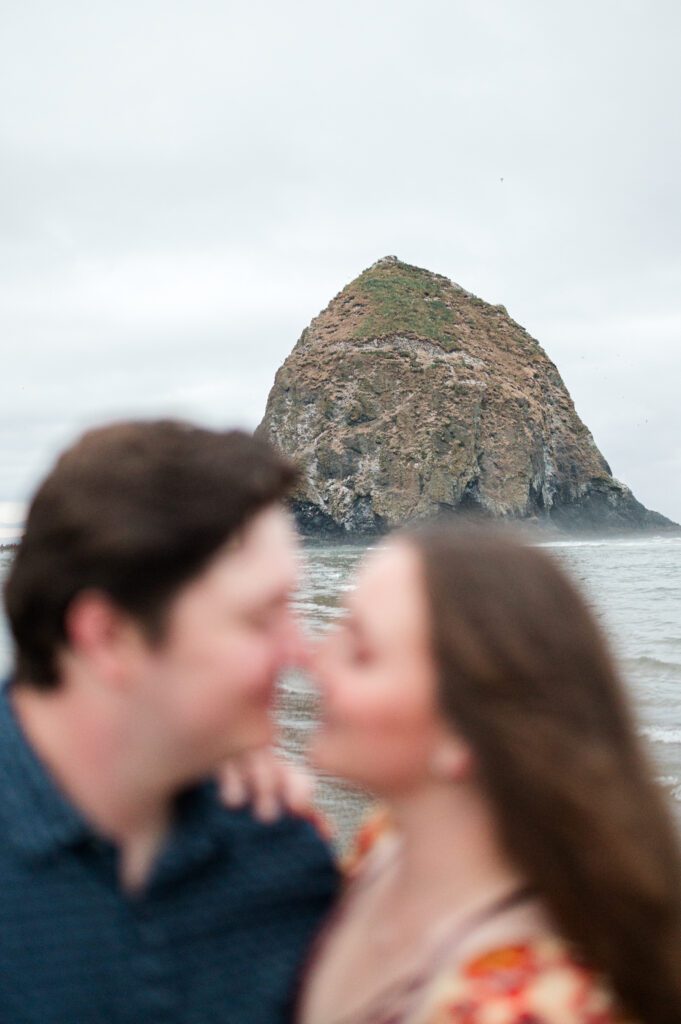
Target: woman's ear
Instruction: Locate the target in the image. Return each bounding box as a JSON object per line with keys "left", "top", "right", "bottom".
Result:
{"left": 428, "top": 734, "right": 474, "bottom": 782}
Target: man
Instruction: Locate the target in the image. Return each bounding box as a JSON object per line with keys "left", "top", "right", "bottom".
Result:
{"left": 0, "top": 420, "right": 338, "bottom": 1023}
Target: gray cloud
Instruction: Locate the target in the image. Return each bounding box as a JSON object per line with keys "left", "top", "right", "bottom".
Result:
{"left": 1, "top": 0, "right": 680, "bottom": 520}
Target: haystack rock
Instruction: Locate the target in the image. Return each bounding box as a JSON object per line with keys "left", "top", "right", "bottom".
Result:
{"left": 257, "top": 256, "right": 675, "bottom": 535}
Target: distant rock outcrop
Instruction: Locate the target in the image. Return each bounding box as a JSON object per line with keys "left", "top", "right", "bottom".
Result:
{"left": 257, "top": 257, "right": 676, "bottom": 535}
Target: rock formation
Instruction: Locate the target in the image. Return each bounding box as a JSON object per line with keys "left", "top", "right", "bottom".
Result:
{"left": 257, "top": 256, "right": 675, "bottom": 535}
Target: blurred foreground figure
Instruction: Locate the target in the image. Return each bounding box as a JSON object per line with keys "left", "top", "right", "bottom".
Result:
{"left": 299, "top": 526, "right": 681, "bottom": 1024}
{"left": 0, "top": 420, "right": 337, "bottom": 1024}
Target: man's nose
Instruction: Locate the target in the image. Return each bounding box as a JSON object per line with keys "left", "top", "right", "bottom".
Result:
{"left": 278, "top": 614, "right": 311, "bottom": 669}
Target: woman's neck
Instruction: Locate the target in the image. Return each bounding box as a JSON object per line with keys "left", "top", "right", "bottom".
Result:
{"left": 384, "top": 779, "right": 525, "bottom": 914}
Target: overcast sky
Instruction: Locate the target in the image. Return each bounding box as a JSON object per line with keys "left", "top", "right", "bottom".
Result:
{"left": 1, "top": 0, "right": 680, "bottom": 531}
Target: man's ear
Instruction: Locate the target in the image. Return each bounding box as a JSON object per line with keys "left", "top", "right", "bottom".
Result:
{"left": 63, "top": 591, "right": 139, "bottom": 686}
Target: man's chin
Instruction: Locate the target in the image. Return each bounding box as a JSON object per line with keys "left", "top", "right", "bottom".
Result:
{"left": 225, "top": 718, "right": 276, "bottom": 759}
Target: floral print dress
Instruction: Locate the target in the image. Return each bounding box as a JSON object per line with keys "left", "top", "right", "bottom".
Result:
{"left": 414, "top": 936, "right": 633, "bottom": 1024}
{"left": 317, "top": 811, "right": 635, "bottom": 1024}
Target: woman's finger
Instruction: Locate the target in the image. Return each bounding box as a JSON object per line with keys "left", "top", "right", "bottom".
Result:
{"left": 280, "top": 761, "right": 315, "bottom": 815}
{"left": 219, "top": 760, "right": 249, "bottom": 807}
{"left": 244, "top": 748, "right": 283, "bottom": 823}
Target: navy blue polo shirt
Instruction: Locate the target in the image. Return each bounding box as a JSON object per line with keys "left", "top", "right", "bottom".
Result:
{"left": 0, "top": 684, "right": 339, "bottom": 1023}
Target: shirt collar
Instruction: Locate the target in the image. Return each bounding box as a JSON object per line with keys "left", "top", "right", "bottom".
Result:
{"left": 0, "top": 679, "right": 243, "bottom": 871}
{"left": 0, "top": 680, "right": 92, "bottom": 860}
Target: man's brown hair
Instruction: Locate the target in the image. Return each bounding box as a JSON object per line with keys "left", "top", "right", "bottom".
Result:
{"left": 407, "top": 524, "right": 681, "bottom": 1024}
{"left": 4, "top": 420, "right": 298, "bottom": 688}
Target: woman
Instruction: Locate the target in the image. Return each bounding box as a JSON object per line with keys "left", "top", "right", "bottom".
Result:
{"left": 296, "top": 526, "right": 681, "bottom": 1024}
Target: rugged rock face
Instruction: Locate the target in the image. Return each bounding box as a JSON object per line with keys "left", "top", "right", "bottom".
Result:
{"left": 257, "top": 256, "right": 675, "bottom": 535}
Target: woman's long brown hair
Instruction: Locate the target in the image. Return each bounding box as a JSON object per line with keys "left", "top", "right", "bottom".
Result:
{"left": 410, "top": 525, "right": 681, "bottom": 1024}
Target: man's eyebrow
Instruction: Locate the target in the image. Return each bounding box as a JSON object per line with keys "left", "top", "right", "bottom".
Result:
{"left": 242, "top": 585, "right": 293, "bottom": 613}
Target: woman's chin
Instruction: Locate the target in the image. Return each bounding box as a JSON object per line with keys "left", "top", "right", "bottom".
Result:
{"left": 306, "top": 725, "right": 343, "bottom": 777}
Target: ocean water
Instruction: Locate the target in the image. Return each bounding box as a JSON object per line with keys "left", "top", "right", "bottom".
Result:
{"left": 281, "top": 535, "right": 681, "bottom": 840}
{"left": 1, "top": 535, "right": 680, "bottom": 842}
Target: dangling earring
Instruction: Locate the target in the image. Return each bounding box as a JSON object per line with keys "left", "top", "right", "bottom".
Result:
{"left": 429, "top": 746, "right": 457, "bottom": 780}
{"left": 429, "top": 742, "right": 471, "bottom": 781}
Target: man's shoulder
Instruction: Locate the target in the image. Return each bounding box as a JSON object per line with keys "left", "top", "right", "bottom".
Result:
{"left": 199, "top": 781, "right": 339, "bottom": 883}
{"left": 0, "top": 682, "right": 93, "bottom": 872}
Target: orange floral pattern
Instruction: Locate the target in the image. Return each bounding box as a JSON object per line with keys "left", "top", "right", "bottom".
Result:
{"left": 343, "top": 811, "right": 634, "bottom": 1024}
{"left": 418, "top": 936, "right": 632, "bottom": 1024}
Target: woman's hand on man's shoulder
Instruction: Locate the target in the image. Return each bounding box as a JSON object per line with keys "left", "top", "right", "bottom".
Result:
{"left": 217, "top": 746, "right": 334, "bottom": 840}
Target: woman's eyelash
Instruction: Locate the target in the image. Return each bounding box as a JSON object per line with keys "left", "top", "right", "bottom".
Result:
{"left": 343, "top": 634, "right": 370, "bottom": 664}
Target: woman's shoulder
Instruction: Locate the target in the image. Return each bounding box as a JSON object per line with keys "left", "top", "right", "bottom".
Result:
{"left": 342, "top": 812, "right": 634, "bottom": 1023}
{"left": 342, "top": 805, "right": 397, "bottom": 877}
{"left": 415, "top": 935, "right": 634, "bottom": 1024}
